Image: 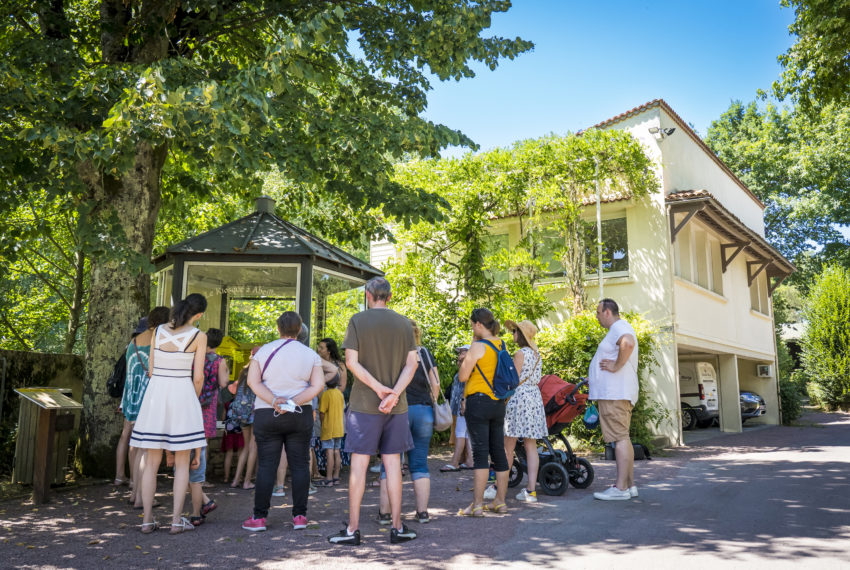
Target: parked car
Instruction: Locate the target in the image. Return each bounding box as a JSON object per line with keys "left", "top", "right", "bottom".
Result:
{"left": 740, "top": 391, "right": 766, "bottom": 422}
{"left": 679, "top": 361, "right": 719, "bottom": 430}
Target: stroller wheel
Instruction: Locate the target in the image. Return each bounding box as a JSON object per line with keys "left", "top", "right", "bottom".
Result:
{"left": 568, "top": 457, "right": 594, "bottom": 489}
{"left": 508, "top": 457, "right": 523, "bottom": 488}
{"left": 537, "top": 462, "right": 569, "bottom": 496}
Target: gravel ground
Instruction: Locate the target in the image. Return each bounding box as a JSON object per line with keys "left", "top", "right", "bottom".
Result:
{"left": 1, "top": 410, "right": 849, "bottom": 569}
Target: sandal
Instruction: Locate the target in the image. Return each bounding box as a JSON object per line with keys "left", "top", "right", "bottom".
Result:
{"left": 457, "top": 504, "right": 484, "bottom": 517}
{"left": 140, "top": 521, "right": 159, "bottom": 534}
{"left": 483, "top": 503, "right": 507, "bottom": 514}
{"left": 190, "top": 516, "right": 205, "bottom": 527}
{"left": 332, "top": 478, "right": 340, "bottom": 486}
{"left": 315, "top": 479, "right": 334, "bottom": 487}
{"left": 242, "top": 482, "right": 255, "bottom": 490}
{"left": 440, "top": 464, "right": 460, "bottom": 472}
{"left": 230, "top": 479, "right": 241, "bottom": 489}
{"left": 459, "top": 463, "right": 474, "bottom": 470}
{"left": 170, "top": 517, "right": 195, "bottom": 535}
{"left": 201, "top": 500, "right": 217, "bottom": 516}
{"left": 113, "top": 478, "right": 129, "bottom": 486}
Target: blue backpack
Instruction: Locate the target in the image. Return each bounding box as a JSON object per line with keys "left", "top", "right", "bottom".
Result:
{"left": 474, "top": 339, "right": 520, "bottom": 400}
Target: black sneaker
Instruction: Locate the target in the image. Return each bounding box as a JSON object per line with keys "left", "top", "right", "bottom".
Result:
{"left": 415, "top": 511, "right": 430, "bottom": 523}
{"left": 390, "top": 524, "right": 417, "bottom": 544}
{"left": 328, "top": 526, "right": 361, "bottom": 546}
{"left": 377, "top": 511, "right": 392, "bottom": 525}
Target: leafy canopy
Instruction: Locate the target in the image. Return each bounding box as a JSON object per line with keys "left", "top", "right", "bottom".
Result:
{"left": 774, "top": 0, "right": 850, "bottom": 112}
{"left": 704, "top": 100, "right": 850, "bottom": 267}
{"left": 0, "top": 1, "right": 533, "bottom": 266}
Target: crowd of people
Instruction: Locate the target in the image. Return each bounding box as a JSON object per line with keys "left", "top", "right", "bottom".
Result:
{"left": 111, "top": 276, "right": 640, "bottom": 543}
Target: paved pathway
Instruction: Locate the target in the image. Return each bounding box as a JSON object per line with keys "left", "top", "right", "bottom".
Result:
{"left": 1, "top": 410, "right": 849, "bottom": 568}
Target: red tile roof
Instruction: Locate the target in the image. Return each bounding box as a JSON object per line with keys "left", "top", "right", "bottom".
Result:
{"left": 591, "top": 99, "right": 766, "bottom": 210}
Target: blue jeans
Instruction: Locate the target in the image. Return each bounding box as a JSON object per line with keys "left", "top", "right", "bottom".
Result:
{"left": 380, "top": 404, "right": 433, "bottom": 481}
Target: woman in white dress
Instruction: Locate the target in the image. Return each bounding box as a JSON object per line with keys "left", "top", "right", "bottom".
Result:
{"left": 131, "top": 293, "right": 208, "bottom": 534}
{"left": 502, "top": 319, "right": 547, "bottom": 503}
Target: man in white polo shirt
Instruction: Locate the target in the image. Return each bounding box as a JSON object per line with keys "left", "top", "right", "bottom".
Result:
{"left": 589, "top": 298, "right": 639, "bottom": 501}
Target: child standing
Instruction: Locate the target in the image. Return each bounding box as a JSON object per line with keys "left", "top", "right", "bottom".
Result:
{"left": 316, "top": 376, "right": 344, "bottom": 486}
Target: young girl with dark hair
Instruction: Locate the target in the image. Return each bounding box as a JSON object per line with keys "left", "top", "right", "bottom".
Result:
{"left": 131, "top": 293, "right": 208, "bottom": 534}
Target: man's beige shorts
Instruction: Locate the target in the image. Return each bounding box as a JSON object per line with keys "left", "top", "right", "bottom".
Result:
{"left": 598, "top": 400, "right": 633, "bottom": 443}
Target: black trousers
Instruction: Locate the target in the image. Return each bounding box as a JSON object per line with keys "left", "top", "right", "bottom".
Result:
{"left": 252, "top": 406, "right": 313, "bottom": 518}
{"left": 464, "top": 393, "right": 509, "bottom": 472}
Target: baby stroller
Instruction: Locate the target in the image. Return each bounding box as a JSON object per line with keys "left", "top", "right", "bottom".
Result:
{"left": 507, "top": 376, "right": 594, "bottom": 495}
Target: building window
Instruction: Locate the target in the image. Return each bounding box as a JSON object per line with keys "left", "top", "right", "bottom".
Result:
{"left": 674, "top": 223, "right": 723, "bottom": 295}
{"left": 482, "top": 232, "right": 509, "bottom": 282}
{"left": 537, "top": 228, "right": 566, "bottom": 278}
{"left": 585, "top": 217, "right": 629, "bottom": 278}
{"left": 750, "top": 271, "right": 769, "bottom": 314}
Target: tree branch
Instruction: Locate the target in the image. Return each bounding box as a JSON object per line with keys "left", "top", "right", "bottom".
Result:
{"left": 18, "top": 255, "right": 74, "bottom": 312}
{"left": 0, "top": 310, "right": 32, "bottom": 351}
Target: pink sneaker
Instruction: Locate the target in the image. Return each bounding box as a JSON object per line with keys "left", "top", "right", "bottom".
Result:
{"left": 293, "top": 515, "right": 308, "bottom": 530}
{"left": 242, "top": 516, "right": 267, "bottom": 532}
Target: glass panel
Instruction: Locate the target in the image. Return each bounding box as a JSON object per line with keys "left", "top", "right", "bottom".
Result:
{"left": 676, "top": 225, "right": 692, "bottom": 281}
{"left": 152, "top": 267, "right": 174, "bottom": 308}
{"left": 710, "top": 239, "right": 723, "bottom": 294}
{"left": 585, "top": 217, "right": 628, "bottom": 276}
{"left": 185, "top": 263, "right": 299, "bottom": 341}
{"left": 537, "top": 228, "right": 565, "bottom": 278}
{"left": 750, "top": 278, "right": 760, "bottom": 311}
{"left": 694, "top": 228, "right": 709, "bottom": 289}
{"left": 312, "top": 269, "right": 365, "bottom": 347}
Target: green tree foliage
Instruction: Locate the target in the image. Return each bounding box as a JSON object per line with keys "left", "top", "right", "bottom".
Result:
{"left": 0, "top": 191, "right": 89, "bottom": 354}
{"left": 704, "top": 100, "right": 850, "bottom": 266}
{"left": 774, "top": 0, "right": 850, "bottom": 112}
{"left": 801, "top": 265, "right": 850, "bottom": 410}
{"left": 383, "top": 131, "right": 658, "bottom": 415}
{"left": 536, "top": 311, "right": 666, "bottom": 448}
{"left": 0, "top": 1, "right": 532, "bottom": 473}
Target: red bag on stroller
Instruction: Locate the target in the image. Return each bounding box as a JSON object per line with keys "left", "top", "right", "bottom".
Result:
{"left": 538, "top": 374, "right": 588, "bottom": 432}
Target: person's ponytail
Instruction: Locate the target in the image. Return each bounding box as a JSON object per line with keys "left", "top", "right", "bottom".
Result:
{"left": 170, "top": 293, "right": 207, "bottom": 327}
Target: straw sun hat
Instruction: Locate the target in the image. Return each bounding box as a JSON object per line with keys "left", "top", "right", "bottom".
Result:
{"left": 504, "top": 319, "right": 538, "bottom": 352}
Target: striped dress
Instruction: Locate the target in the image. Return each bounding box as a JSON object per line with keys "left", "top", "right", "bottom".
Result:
{"left": 130, "top": 326, "right": 207, "bottom": 451}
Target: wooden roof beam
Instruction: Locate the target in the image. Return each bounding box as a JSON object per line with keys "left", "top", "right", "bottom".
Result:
{"left": 720, "top": 241, "right": 750, "bottom": 273}
{"left": 747, "top": 259, "right": 772, "bottom": 286}
{"left": 669, "top": 203, "right": 705, "bottom": 242}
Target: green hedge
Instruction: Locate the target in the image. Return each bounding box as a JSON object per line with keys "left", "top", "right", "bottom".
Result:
{"left": 536, "top": 310, "right": 666, "bottom": 449}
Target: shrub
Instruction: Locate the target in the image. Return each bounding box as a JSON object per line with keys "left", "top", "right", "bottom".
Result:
{"left": 537, "top": 310, "right": 667, "bottom": 449}
{"left": 779, "top": 378, "right": 803, "bottom": 425}
{"left": 801, "top": 265, "right": 850, "bottom": 410}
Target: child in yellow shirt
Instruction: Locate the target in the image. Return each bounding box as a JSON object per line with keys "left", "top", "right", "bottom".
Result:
{"left": 316, "top": 376, "right": 345, "bottom": 486}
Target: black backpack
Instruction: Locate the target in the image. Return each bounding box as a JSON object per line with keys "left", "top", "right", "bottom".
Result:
{"left": 106, "top": 353, "right": 127, "bottom": 398}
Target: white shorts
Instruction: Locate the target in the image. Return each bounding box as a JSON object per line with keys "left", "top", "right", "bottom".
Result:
{"left": 455, "top": 416, "right": 468, "bottom": 439}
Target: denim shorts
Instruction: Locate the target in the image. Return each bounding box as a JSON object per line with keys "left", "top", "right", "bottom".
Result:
{"left": 379, "top": 404, "right": 433, "bottom": 481}
{"left": 189, "top": 447, "right": 207, "bottom": 484}
{"left": 321, "top": 437, "right": 343, "bottom": 450}
{"left": 344, "top": 410, "right": 414, "bottom": 456}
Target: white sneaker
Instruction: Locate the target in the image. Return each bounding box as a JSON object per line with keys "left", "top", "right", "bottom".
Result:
{"left": 593, "top": 486, "right": 632, "bottom": 501}
{"left": 369, "top": 464, "right": 382, "bottom": 473}
{"left": 516, "top": 488, "right": 538, "bottom": 503}
{"left": 483, "top": 485, "right": 497, "bottom": 501}
{"left": 629, "top": 486, "right": 638, "bottom": 498}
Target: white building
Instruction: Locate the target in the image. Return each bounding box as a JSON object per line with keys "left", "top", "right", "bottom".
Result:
{"left": 373, "top": 99, "right": 794, "bottom": 446}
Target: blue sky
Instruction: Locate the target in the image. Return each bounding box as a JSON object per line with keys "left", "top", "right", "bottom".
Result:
{"left": 423, "top": 1, "right": 796, "bottom": 156}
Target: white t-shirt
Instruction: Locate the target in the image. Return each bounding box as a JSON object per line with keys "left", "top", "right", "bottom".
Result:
{"left": 588, "top": 318, "right": 639, "bottom": 405}
{"left": 253, "top": 338, "right": 322, "bottom": 410}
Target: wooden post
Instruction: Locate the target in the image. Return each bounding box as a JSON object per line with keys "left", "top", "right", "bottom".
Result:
{"left": 32, "top": 408, "right": 56, "bottom": 504}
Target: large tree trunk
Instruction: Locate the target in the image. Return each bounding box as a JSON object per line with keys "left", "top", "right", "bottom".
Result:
{"left": 76, "top": 142, "right": 166, "bottom": 476}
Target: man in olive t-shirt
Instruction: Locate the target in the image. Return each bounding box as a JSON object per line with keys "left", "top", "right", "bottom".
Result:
{"left": 328, "top": 277, "right": 418, "bottom": 546}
